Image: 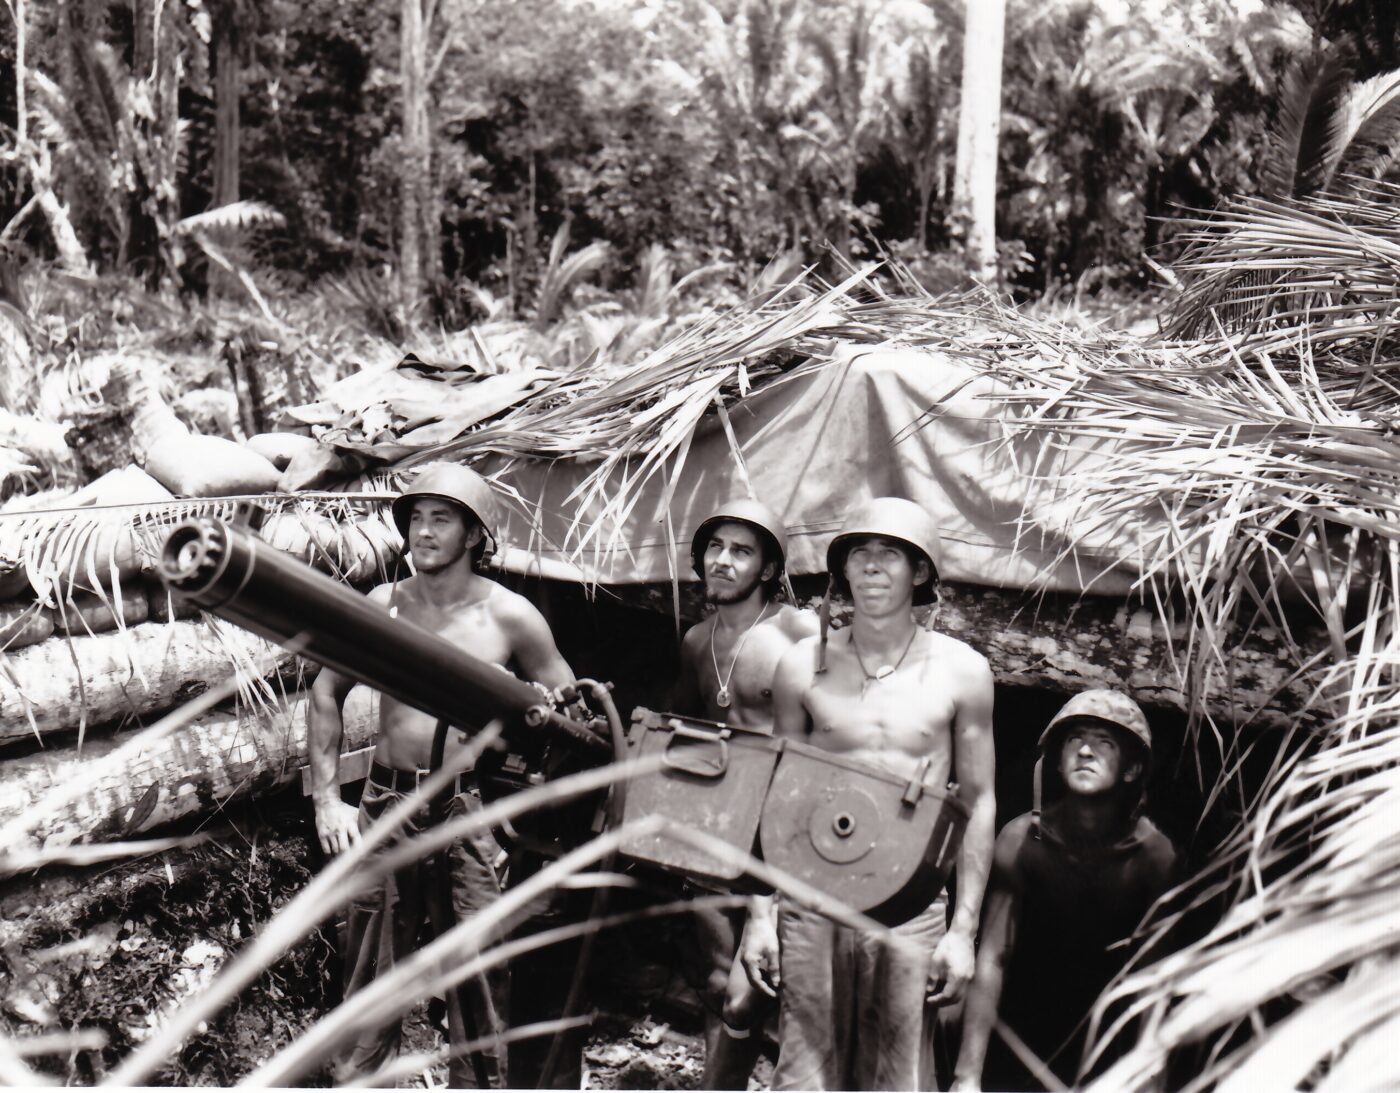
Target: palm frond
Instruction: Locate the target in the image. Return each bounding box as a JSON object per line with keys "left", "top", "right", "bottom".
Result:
{"left": 532, "top": 223, "right": 611, "bottom": 330}
{"left": 1262, "top": 42, "right": 1356, "bottom": 198}
{"left": 175, "top": 200, "right": 286, "bottom": 237}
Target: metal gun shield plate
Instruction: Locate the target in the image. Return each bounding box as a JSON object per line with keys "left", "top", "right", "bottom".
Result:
{"left": 759, "top": 739, "right": 969, "bottom": 926}
{"left": 620, "top": 709, "right": 785, "bottom": 887}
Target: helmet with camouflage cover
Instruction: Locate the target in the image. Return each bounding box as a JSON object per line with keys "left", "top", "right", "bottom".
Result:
{"left": 826, "top": 497, "right": 943, "bottom": 606}
{"left": 391, "top": 463, "right": 500, "bottom": 565}
{"left": 690, "top": 498, "right": 788, "bottom": 579}
{"left": 1038, "top": 688, "right": 1152, "bottom": 759}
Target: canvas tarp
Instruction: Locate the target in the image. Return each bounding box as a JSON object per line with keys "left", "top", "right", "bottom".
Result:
{"left": 484, "top": 347, "right": 1145, "bottom": 597}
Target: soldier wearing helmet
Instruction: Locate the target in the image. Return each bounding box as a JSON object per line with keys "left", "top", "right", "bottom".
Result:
{"left": 671, "top": 498, "right": 818, "bottom": 1088}
{"left": 952, "top": 689, "right": 1180, "bottom": 1092}
{"left": 738, "top": 497, "right": 997, "bottom": 1091}
{"left": 307, "top": 462, "right": 577, "bottom": 1088}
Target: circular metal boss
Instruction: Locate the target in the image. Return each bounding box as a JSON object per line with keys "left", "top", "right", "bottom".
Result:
{"left": 808, "top": 785, "right": 881, "bottom": 864}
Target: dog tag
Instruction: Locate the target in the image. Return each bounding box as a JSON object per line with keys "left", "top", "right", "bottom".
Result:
{"left": 716, "top": 687, "right": 731, "bottom": 709}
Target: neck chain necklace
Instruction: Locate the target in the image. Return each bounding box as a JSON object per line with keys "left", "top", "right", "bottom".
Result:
{"left": 710, "top": 603, "right": 771, "bottom": 710}
{"left": 850, "top": 627, "right": 920, "bottom": 697}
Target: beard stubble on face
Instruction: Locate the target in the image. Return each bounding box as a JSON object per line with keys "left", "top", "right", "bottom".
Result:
{"left": 705, "top": 570, "right": 764, "bottom": 605}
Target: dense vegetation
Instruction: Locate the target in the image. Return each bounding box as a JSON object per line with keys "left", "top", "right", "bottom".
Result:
{"left": 2, "top": 0, "right": 1398, "bottom": 323}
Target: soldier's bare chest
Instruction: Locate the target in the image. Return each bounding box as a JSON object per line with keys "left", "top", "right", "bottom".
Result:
{"left": 393, "top": 595, "right": 512, "bottom": 666}
{"left": 701, "top": 619, "right": 790, "bottom": 710}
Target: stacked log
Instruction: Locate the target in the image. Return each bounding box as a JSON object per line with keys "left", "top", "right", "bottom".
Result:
{"left": 0, "top": 617, "right": 294, "bottom": 744}
{"left": 0, "top": 687, "right": 379, "bottom": 863}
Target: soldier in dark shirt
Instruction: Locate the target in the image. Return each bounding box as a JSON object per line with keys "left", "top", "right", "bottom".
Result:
{"left": 952, "top": 689, "right": 1180, "bottom": 1092}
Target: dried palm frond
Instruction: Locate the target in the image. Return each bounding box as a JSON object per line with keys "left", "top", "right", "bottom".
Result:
{"left": 1162, "top": 183, "right": 1400, "bottom": 364}
{"left": 874, "top": 292, "right": 1400, "bottom": 1085}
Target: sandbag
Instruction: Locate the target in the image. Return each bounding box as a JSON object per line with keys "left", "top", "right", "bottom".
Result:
{"left": 119, "top": 357, "right": 280, "bottom": 498}
{"left": 245, "top": 431, "right": 320, "bottom": 471}
{"left": 334, "top": 514, "right": 403, "bottom": 582}
{"left": 278, "top": 443, "right": 363, "bottom": 492}
{"left": 144, "top": 433, "right": 281, "bottom": 498}
{"left": 68, "top": 466, "right": 174, "bottom": 507}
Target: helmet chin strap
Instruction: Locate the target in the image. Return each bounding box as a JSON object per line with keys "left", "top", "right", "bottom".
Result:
{"left": 816, "top": 578, "right": 834, "bottom": 674}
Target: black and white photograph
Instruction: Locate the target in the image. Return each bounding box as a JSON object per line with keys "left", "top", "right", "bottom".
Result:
{"left": 0, "top": 0, "right": 1396, "bottom": 1088}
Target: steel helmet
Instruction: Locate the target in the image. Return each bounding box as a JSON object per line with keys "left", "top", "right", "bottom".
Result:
{"left": 690, "top": 498, "right": 788, "bottom": 579}
{"left": 1038, "top": 688, "right": 1152, "bottom": 759}
{"left": 826, "top": 497, "right": 943, "bottom": 605}
{"left": 391, "top": 463, "right": 500, "bottom": 560}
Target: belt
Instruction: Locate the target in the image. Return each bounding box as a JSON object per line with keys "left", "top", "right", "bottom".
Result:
{"left": 369, "top": 760, "right": 476, "bottom": 796}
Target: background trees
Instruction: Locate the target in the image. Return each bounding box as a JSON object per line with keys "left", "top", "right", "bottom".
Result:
{"left": 0, "top": 0, "right": 1397, "bottom": 311}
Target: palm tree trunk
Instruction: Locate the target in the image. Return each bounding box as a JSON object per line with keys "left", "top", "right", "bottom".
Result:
{"left": 399, "top": 0, "right": 430, "bottom": 316}
{"left": 951, "top": 0, "right": 1006, "bottom": 285}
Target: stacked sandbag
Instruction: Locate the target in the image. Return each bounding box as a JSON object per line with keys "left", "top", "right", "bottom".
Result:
{"left": 0, "top": 355, "right": 407, "bottom": 853}
{"left": 116, "top": 356, "right": 282, "bottom": 498}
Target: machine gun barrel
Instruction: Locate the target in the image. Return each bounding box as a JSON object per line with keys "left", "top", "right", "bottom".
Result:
{"left": 156, "top": 517, "right": 608, "bottom": 754}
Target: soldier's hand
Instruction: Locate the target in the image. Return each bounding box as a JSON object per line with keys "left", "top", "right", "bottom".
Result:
{"left": 948, "top": 1077, "right": 982, "bottom": 1092}
{"left": 739, "top": 921, "right": 781, "bottom": 999}
{"left": 315, "top": 796, "right": 361, "bottom": 856}
{"left": 926, "top": 929, "right": 976, "bottom": 1006}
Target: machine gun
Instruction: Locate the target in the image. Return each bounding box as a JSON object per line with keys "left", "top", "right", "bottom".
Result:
{"left": 158, "top": 514, "right": 969, "bottom": 927}
{"left": 157, "top": 514, "right": 623, "bottom": 854}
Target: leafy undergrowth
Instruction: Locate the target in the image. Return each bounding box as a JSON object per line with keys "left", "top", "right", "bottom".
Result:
{"left": 0, "top": 791, "right": 777, "bottom": 1087}
{"left": 0, "top": 797, "right": 337, "bottom": 1085}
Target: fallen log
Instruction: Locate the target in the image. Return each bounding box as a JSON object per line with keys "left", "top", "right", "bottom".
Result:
{"left": 609, "top": 577, "right": 1319, "bottom": 728}
{"left": 0, "top": 686, "right": 379, "bottom": 861}
{"left": 0, "top": 619, "right": 293, "bottom": 745}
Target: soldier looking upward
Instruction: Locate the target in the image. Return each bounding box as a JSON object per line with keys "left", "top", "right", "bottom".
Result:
{"left": 951, "top": 689, "right": 1180, "bottom": 1092}
{"left": 672, "top": 499, "right": 818, "bottom": 1089}
{"left": 738, "top": 496, "right": 997, "bottom": 1091}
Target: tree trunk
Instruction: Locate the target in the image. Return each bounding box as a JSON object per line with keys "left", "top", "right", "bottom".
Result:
{"left": 212, "top": 9, "right": 241, "bottom": 208}
{"left": 0, "top": 619, "right": 293, "bottom": 745}
{"left": 10, "top": 0, "right": 92, "bottom": 275}
{"left": 399, "top": 0, "right": 430, "bottom": 316}
{"left": 950, "top": 0, "right": 1006, "bottom": 285}
{"left": 0, "top": 687, "right": 379, "bottom": 862}
{"left": 127, "top": 0, "right": 180, "bottom": 287}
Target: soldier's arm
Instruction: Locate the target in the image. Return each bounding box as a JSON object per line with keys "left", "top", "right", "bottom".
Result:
{"left": 669, "top": 624, "right": 705, "bottom": 717}
{"left": 307, "top": 666, "right": 361, "bottom": 855}
{"left": 503, "top": 595, "right": 576, "bottom": 692}
{"left": 951, "top": 828, "right": 1024, "bottom": 1091}
{"left": 307, "top": 584, "right": 393, "bottom": 854}
{"left": 738, "top": 640, "right": 814, "bottom": 996}
{"left": 928, "top": 649, "right": 997, "bottom": 1006}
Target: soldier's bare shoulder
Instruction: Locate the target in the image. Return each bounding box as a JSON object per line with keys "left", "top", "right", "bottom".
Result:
{"left": 926, "top": 629, "right": 991, "bottom": 671}
{"left": 681, "top": 614, "right": 715, "bottom": 654}
{"left": 481, "top": 579, "right": 538, "bottom": 623}
{"left": 781, "top": 631, "right": 822, "bottom": 673}
{"left": 774, "top": 603, "right": 820, "bottom": 640}
{"left": 366, "top": 581, "right": 395, "bottom": 606}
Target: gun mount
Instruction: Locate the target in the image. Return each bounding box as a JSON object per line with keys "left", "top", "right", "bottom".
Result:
{"left": 158, "top": 516, "right": 967, "bottom": 924}
{"left": 158, "top": 516, "right": 617, "bottom": 854}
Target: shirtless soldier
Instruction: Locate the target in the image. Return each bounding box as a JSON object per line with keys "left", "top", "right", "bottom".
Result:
{"left": 309, "top": 463, "right": 576, "bottom": 1088}
{"left": 737, "top": 496, "right": 997, "bottom": 1091}
{"left": 673, "top": 499, "right": 818, "bottom": 1088}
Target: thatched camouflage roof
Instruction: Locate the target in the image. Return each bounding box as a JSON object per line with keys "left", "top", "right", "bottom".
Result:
{"left": 2, "top": 180, "right": 1399, "bottom": 1085}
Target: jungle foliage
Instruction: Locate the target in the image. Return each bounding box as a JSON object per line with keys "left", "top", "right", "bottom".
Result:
{"left": 1, "top": 0, "right": 1398, "bottom": 314}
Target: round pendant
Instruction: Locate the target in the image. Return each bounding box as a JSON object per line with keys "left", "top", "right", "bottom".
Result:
{"left": 716, "top": 687, "right": 731, "bottom": 709}
{"left": 875, "top": 665, "right": 896, "bottom": 681}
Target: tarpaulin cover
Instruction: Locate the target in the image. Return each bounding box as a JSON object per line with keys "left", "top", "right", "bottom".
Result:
{"left": 485, "top": 348, "right": 1144, "bottom": 596}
